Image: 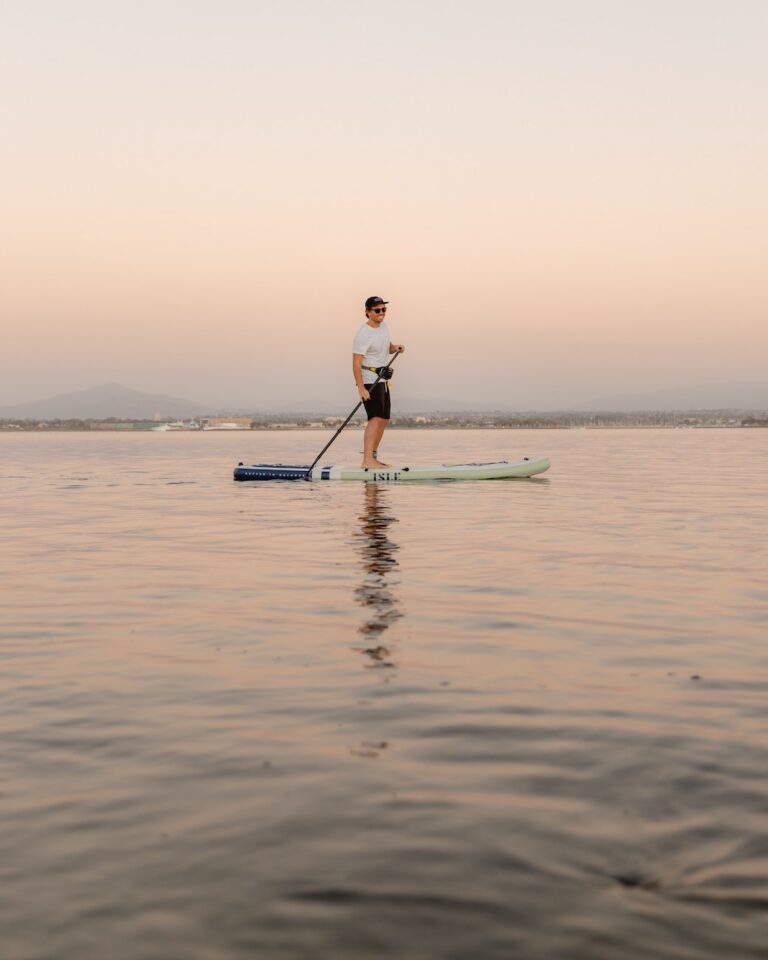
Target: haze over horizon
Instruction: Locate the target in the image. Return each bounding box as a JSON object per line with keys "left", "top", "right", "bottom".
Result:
{"left": 2, "top": 377, "right": 767, "bottom": 420}
{"left": 3, "top": 1, "right": 766, "bottom": 410}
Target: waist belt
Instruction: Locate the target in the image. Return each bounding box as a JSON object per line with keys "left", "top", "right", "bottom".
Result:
{"left": 365, "top": 365, "right": 393, "bottom": 381}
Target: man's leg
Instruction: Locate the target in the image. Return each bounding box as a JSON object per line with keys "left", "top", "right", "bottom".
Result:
{"left": 370, "top": 383, "right": 391, "bottom": 463}
{"left": 362, "top": 417, "right": 386, "bottom": 468}
{"left": 372, "top": 418, "right": 389, "bottom": 462}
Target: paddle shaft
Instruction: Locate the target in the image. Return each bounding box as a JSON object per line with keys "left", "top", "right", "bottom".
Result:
{"left": 305, "top": 351, "right": 401, "bottom": 478}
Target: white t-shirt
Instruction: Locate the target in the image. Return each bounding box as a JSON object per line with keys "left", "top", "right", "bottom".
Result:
{"left": 353, "top": 321, "right": 390, "bottom": 384}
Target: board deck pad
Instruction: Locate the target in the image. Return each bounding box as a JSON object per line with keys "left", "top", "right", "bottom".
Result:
{"left": 233, "top": 457, "right": 550, "bottom": 482}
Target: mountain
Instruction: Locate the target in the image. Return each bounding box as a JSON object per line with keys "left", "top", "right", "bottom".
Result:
{"left": 0, "top": 383, "right": 208, "bottom": 420}
{"left": 579, "top": 380, "right": 768, "bottom": 412}
{"left": 5, "top": 378, "right": 766, "bottom": 420}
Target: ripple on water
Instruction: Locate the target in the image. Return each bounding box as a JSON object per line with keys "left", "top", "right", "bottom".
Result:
{"left": 0, "top": 430, "right": 767, "bottom": 959}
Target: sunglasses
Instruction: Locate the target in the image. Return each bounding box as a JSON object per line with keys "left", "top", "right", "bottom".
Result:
{"left": 371, "top": 307, "right": 387, "bottom": 314}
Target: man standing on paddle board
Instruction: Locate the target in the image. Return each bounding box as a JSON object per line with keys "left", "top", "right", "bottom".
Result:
{"left": 353, "top": 296, "right": 405, "bottom": 469}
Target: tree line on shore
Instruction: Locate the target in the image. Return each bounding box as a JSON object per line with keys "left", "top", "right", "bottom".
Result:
{"left": 2, "top": 412, "right": 766, "bottom": 431}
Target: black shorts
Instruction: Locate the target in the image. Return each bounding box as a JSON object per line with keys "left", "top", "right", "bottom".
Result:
{"left": 362, "top": 381, "right": 391, "bottom": 421}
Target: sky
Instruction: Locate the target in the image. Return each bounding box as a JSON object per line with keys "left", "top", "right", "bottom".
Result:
{"left": 2, "top": 0, "right": 766, "bottom": 410}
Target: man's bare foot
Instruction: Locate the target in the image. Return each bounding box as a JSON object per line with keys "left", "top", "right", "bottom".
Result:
{"left": 361, "top": 459, "right": 388, "bottom": 469}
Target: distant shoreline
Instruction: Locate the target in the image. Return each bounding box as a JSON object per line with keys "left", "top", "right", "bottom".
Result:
{"left": 2, "top": 414, "right": 767, "bottom": 432}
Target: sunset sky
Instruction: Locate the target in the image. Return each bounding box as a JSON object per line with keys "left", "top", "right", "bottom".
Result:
{"left": 2, "top": 0, "right": 766, "bottom": 410}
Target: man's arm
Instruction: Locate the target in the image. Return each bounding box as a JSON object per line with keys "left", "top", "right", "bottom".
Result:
{"left": 352, "top": 353, "right": 369, "bottom": 400}
{"left": 389, "top": 342, "right": 405, "bottom": 353}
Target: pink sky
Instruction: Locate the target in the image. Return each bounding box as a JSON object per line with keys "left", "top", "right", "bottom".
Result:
{"left": 2, "top": 1, "right": 766, "bottom": 409}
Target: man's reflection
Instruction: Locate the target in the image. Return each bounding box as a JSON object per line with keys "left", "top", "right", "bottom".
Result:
{"left": 354, "top": 483, "right": 402, "bottom": 667}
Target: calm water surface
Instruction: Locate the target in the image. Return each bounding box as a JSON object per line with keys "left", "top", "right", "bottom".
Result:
{"left": 1, "top": 429, "right": 766, "bottom": 959}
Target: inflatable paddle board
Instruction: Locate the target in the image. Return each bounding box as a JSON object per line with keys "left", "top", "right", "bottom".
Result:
{"left": 233, "top": 456, "right": 550, "bottom": 482}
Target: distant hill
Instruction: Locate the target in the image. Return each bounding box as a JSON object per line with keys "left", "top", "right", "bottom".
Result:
{"left": 0, "top": 383, "right": 208, "bottom": 420}
{"left": 4, "top": 378, "right": 767, "bottom": 421}
{"left": 579, "top": 380, "right": 768, "bottom": 412}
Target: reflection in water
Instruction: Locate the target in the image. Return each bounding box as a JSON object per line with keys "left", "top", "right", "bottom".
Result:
{"left": 354, "top": 483, "right": 402, "bottom": 667}
{"left": 4, "top": 433, "right": 768, "bottom": 960}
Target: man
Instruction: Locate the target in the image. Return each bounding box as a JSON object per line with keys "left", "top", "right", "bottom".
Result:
{"left": 353, "top": 296, "right": 405, "bottom": 469}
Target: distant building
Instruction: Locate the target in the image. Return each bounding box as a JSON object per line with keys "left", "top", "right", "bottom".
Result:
{"left": 202, "top": 417, "right": 252, "bottom": 431}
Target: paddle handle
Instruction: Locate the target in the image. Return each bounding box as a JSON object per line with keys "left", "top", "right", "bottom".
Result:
{"left": 305, "top": 351, "right": 401, "bottom": 478}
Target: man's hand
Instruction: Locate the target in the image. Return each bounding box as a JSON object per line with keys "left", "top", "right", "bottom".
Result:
{"left": 392, "top": 344, "right": 405, "bottom": 353}
{"left": 359, "top": 387, "right": 370, "bottom": 401}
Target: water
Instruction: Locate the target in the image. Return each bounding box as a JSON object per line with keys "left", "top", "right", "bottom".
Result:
{"left": 1, "top": 428, "right": 766, "bottom": 959}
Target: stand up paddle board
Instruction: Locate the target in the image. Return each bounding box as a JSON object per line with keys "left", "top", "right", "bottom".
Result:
{"left": 233, "top": 456, "right": 550, "bottom": 482}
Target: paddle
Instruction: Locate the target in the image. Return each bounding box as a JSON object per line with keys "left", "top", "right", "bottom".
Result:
{"left": 304, "top": 351, "right": 402, "bottom": 479}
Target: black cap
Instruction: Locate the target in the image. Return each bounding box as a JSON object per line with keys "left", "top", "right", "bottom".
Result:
{"left": 365, "top": 296, "right": 389, "bottom": 311}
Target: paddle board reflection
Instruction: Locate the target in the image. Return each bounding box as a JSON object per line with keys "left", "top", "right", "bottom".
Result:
{"left": 354, "top": 483, "right": 402, "bottom": 667}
